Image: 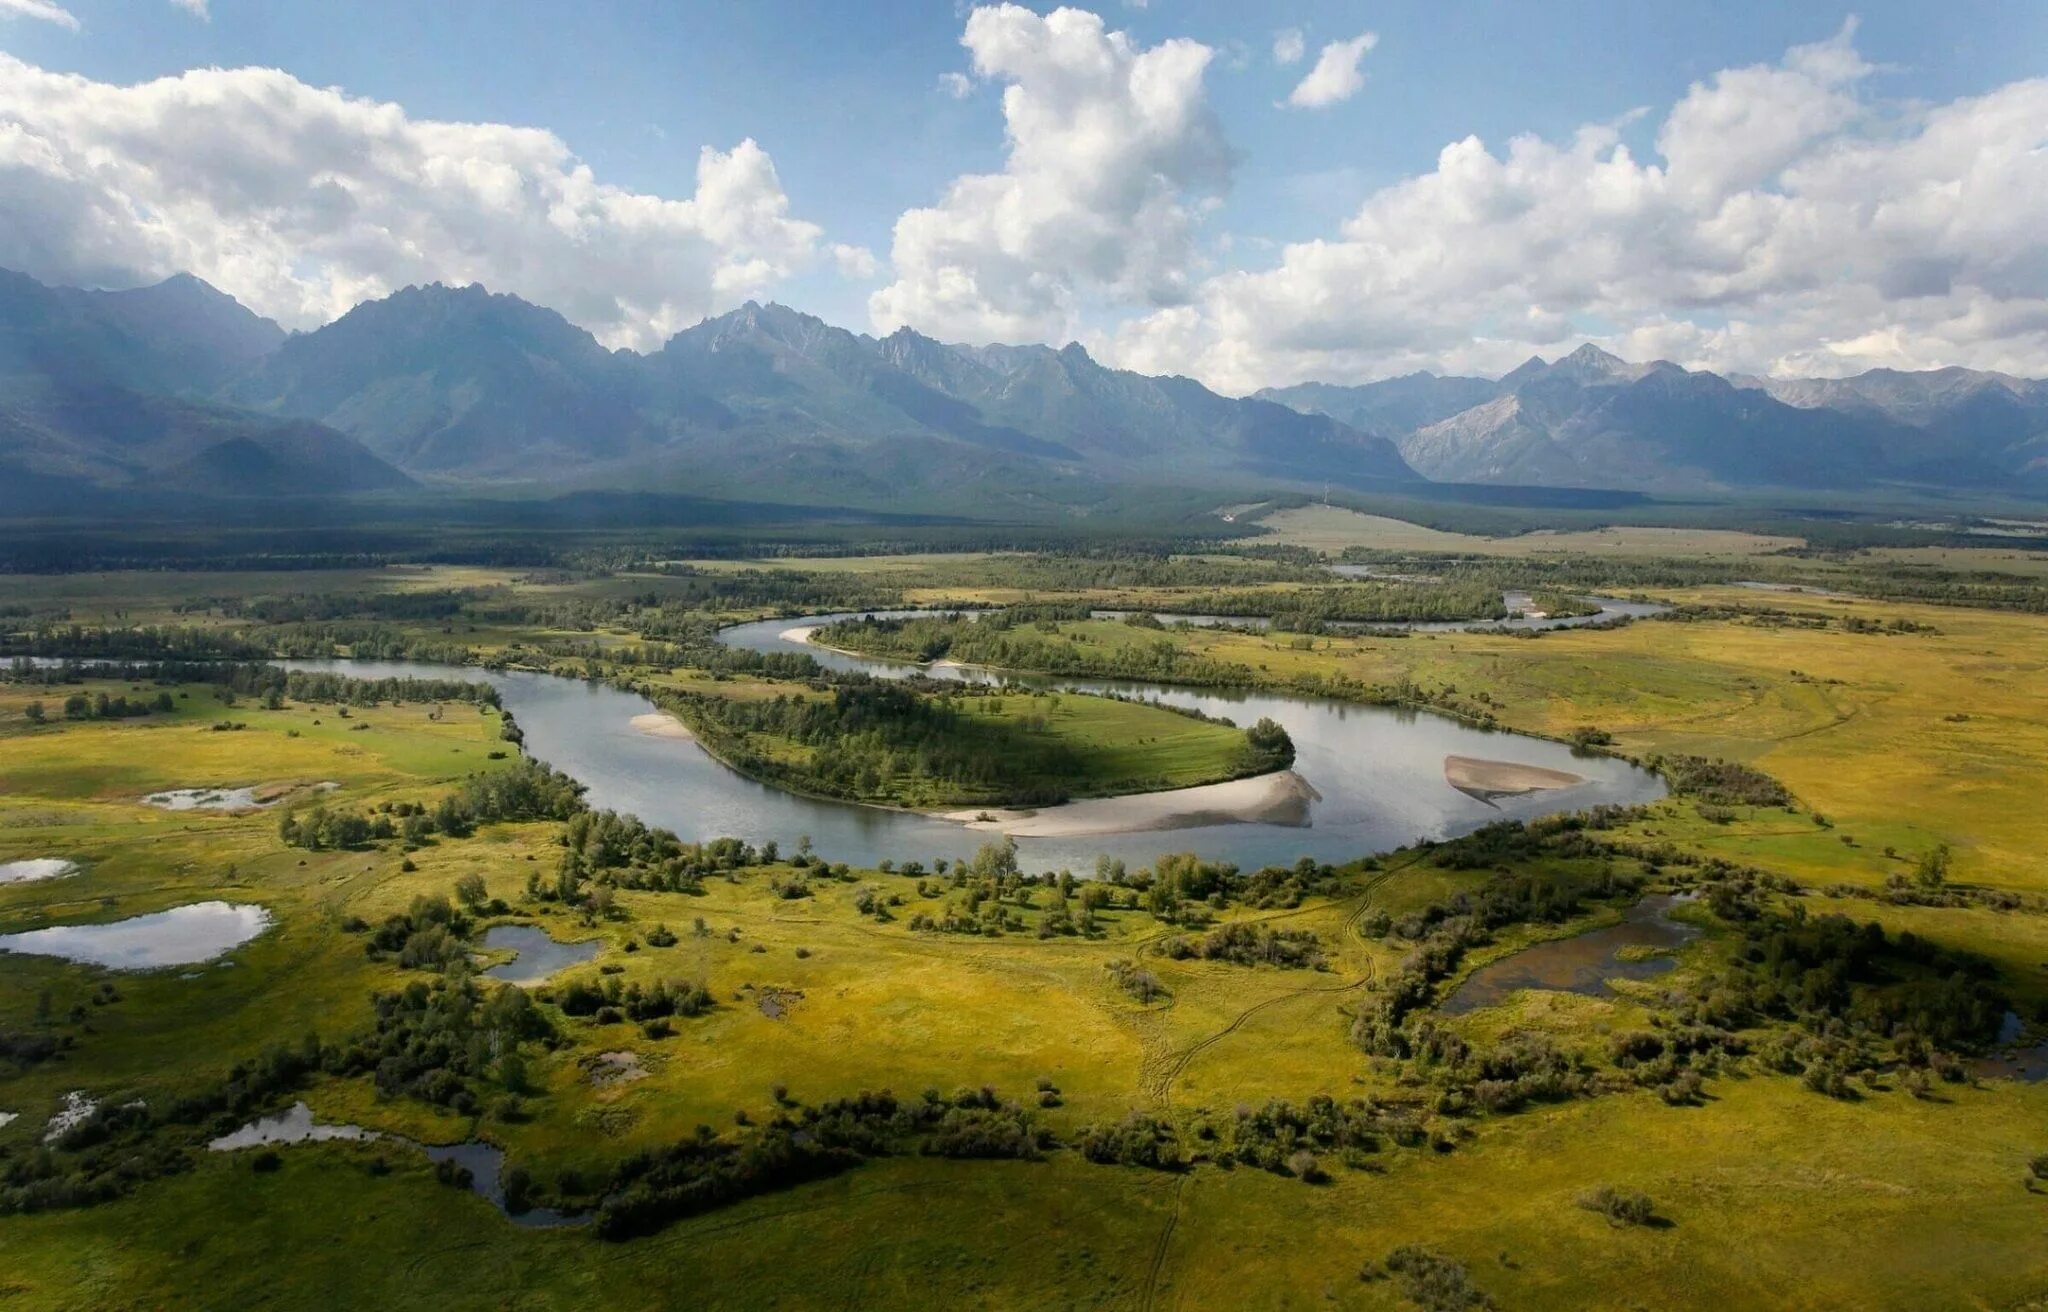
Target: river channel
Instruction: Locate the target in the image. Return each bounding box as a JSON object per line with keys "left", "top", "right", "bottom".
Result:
{"left": 282, "top": 610, "right": 1663, "bottom": 872}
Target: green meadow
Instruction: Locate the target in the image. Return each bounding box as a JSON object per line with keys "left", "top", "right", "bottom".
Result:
{"left": 2, "top": 540, "right": 2045, "bottom": 1310}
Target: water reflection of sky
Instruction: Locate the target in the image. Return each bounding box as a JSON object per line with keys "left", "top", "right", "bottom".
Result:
{"left": 292, "top": 619, "right": 1664, "bottom": 873}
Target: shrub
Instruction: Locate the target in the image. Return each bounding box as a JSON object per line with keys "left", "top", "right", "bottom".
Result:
{"left": 1578, "top": 1185, "right": 1657, "bottom": 1227}
{"left": 1374, "top": 1247, "right": 1492, "bottom": 1311}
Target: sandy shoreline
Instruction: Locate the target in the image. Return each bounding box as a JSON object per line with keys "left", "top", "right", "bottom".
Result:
{"left": 629, "top": 712, "right": 695, "bottom": 741}
{"left": 933, "top": 770, "right": 1321, "bottom": 838}
{"left": 1444, "top": 754, "right": 1584, "bottom": 802}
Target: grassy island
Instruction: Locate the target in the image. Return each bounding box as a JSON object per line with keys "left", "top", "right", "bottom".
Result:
{"left": 657, "top": 679, "right": 1294, "bottom": 808}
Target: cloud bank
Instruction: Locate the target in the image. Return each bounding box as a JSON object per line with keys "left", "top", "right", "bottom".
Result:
{"left": 869, "top": 3, "right": 1231, "bottom": 343}
{"left": 1098, "top": 22, "right": 2048, "bottom": 390}
{"left": 0, "top": 55, "right": 828, "bottom": 348}
{"left": 5, "top": 7, "right": 2047, "bottom": 391}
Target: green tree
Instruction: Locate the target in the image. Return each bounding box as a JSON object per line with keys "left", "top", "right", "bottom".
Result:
{"left": 1915, "top": 843, "right": 1951, "bottom": 890}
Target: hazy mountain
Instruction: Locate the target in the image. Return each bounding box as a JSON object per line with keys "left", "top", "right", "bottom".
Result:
{"left": 11, "top": 265, "right": 2045, "bottom": 505}
{"left": 228, "top": 286, "right": 1419, "bottom": 493}
{"left": 82, "top": 273, "right": 287, "bottom": 390}
{"left": 0, "top": 267, "right": 284, "bottom": 395}
{"left": 1502, "top": 343, "right": 1661, "bottom": 389}
{"left": 1255, "top": 373, "right": 1502, "bottom": 438}
{"left": 0, "top": 269, "right": 407, "bottom": 503}
{"left": 1268, "top": 343, "right": 2048, "bottom": 493}
{"left": 934, "top": 338, "right": 1418, "bottom": 482}
{"left": 648, "top": 302, "right": 1075, "bottom": 461}
{"left": 1738, "top": 367, "right": 2048, "bottom": 483}
{"left": 227, "top": 282, "right": 655, "bottom": 477}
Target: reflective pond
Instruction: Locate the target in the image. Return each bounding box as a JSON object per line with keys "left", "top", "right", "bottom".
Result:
{"left": 0, "top": 901, "right": 272, "bottom": 969}
{"left": 479, "top": 923, "right": 601, "bottom": 985}
{"left": 1440, "top": 894, "right": 1700, "bottom": 1014}
{"left": 0, "top": 858, "right": 79, "bottom": 885}
{"left": 209, "top": 1101, "right": 581, "bottom": 1226}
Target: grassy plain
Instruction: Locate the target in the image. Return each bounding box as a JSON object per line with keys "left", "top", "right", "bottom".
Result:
{"left": 832, "top": 590, "right": 2048, "bottom": 895}
{"left": 3, "top": 540, "right": 2047, "bottom": 1310}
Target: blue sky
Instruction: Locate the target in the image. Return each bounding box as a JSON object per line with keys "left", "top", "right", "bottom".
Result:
{"left": 4, "top": 1, "right": 2046, "bottom": 387}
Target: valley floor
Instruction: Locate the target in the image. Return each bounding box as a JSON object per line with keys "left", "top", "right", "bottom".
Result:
{"left": 2, "top": 534, "right": 2045, "bottom": 1310}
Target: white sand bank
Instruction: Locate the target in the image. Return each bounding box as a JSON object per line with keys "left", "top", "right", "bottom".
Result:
{"left": 934, "top": 770, "right": 1320, "bottom": 838}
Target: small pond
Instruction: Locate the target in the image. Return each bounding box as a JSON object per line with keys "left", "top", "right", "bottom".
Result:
{"left": 480, "top": 924, "right": 600, "bottom": 985}
{"left": 142, "top": 782, "right": 336, "bottom": 812}
{"left": 209, "top": 1101, "right": 375, "bottom": 1149}
{"left": 0, "top": 858, "right": 79, "bottom": 886}
{"left": 210, "top": 1101, "right": 581, "bottom": 1226}
{"left": 1440, "top": 894, "right": 1699, "bottom": 1015}
{"left": 1974, "top": 1011, "right": 2048, "bottom": 1084}
{"left": 0, "top": 901, "right": 272, "bottom": 969}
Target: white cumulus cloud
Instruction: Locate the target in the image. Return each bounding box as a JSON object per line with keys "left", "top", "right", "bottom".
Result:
{"left": 831, "top": 243, "right": 879, "bottom": 279}
{"left": 169, "top": 0, "right": 209, "bottom": 20}
{"left": 870, "top": 3, "right": 1231, "bottom": 344}
{"left": 1285, "top": 33, "right": 1376, "bottom": 109}
{"left": 1101, "top": 22, "right": 2048, "bottom": 391}
{"left": 0, "top": 54, "right": 830, "bottom": 349}
{"left": 1272, "top": 28, "right": 1305, "bottom": 67}
{"left": 0, "top": 0, "right": 78, "bottom": 30}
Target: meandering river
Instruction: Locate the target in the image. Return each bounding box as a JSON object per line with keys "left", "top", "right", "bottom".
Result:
{"left": 284, "top": 611, "right": 1663, "bottom": 872}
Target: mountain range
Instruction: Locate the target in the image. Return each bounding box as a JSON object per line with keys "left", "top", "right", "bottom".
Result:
{"left": 1258, "top": 345, "right": 2048, "bottom": 493}
{"left": 4, "top": 266, "right": 2045, "bottom": 512}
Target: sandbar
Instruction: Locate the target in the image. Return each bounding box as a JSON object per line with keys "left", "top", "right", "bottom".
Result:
{"left": 629, "top": 712, "right": 695, "bottom": 741}
{"left": 935, "top": 770, "right": 1320, "bottom": 837}
{"left": 1445, "top": 754, "right": 1585, "bottom": 803}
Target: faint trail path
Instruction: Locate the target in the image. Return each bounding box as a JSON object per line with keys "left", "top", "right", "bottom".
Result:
{"left": 1144, "top": 855, "right": 1417, "bottom": 1103}
{"left": 1138, "top": 1173, "right": 1191, "bottom": 1312}
{"left": 1134, "top": 854, "right": 1423, "bottom": 1310}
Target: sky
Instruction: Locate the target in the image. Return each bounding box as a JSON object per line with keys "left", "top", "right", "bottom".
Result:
{"left": 3, "top": 0, "right": 2046, "bottom": 392}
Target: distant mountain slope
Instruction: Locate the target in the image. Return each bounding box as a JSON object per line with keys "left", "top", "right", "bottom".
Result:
{"left": 1269, "top": 343, "right": 2048, "bottom": 493}
{"left": 0, "top": 267, "right": 284, "bottom": 395}
{"left": 1256, "top": 373, "right": 1502, "bottom": 437}
{"left": 230, "top": 286, "right": 1419, "bottom": 492}
{"left": 82, "top": 273, "right": 287, "bottom": 390}
{"left": 0, "top": 269, "right": 407, "bottom": 502}
{"left": 226, "top": 283, "right": 655, "bottom": 476}
{"left": 1740, "top": 367, "right": 2048, "bottom": 483}
{"left": 9, "top": 264, "right": 2045, "bottom": 504}
{"left": 0, "top": 376, "right": 410, "bottom": 500}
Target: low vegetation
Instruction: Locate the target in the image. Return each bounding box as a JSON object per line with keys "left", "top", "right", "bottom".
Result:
{"left": 2, "top": 526, "right": 2045, "bottom": 1310}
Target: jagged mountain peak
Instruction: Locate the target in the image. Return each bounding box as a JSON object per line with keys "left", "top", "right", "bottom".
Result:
{"left": 1559, "top": 342, "right": 1628, "bottom": 369}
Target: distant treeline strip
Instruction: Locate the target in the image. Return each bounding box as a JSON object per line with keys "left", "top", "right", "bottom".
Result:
{"left": 4, "top": 656, "right": 498, "bottom": 708}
